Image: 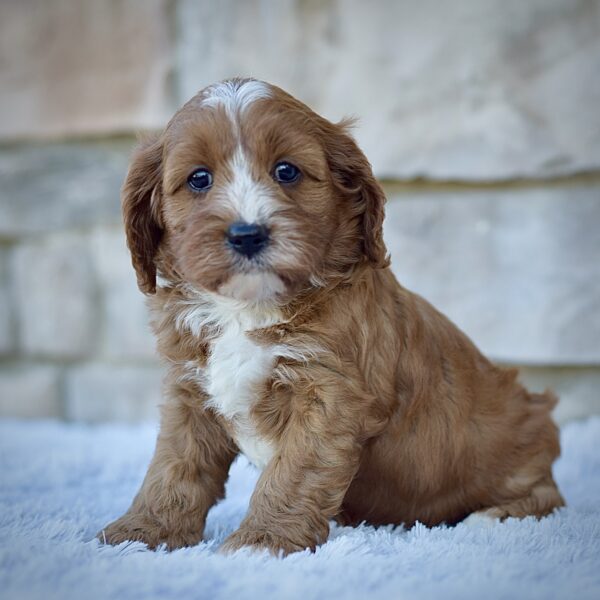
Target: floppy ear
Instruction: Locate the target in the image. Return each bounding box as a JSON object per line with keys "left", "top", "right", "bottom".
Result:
{"left": 324, "top": 121, "right": 389, "bottom": 268}
{"left": 121, "top": 134, "right": 164, "bottom": 294}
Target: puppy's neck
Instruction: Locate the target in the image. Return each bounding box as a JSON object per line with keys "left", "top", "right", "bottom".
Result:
{"left": 163, "top": 262, "right": 375, "bottom": 338}
{"left": 170, "top": 282, "right": 284, "bottom": 336}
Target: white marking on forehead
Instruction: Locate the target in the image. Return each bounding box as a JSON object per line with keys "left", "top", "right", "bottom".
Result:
{"left": 202, "top": 80, "right": 271, "bottom": 116}
{"left": 223, "top": 147, "right": 278, "bottom": 223}
{"left": 203, "top": 80, "right": 278, "bottom": 224}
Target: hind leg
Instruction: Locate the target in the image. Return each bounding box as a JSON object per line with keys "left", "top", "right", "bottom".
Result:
{"left": 468, "top": 477, "right": 565, "bottom": 523}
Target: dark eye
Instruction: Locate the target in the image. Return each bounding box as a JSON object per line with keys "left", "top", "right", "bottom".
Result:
{"left": 273, "top": 161, "right": 301, "bottom": 184}
{"left": 187, "top": 168, "right": 213, "bottom": 192}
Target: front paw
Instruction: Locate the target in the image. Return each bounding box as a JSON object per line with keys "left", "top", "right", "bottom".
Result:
{"left": 97, "top": 512, "right": 202, "bottom": 551}
{"left": 220, "top": 525, "right": 313, "bottom": 557}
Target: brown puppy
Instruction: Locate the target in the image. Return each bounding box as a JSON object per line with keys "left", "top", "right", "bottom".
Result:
{"left": 99, "top": 78, "right": 564, "bottom": 555}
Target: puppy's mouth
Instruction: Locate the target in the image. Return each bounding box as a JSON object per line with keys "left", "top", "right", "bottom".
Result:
{"left": 177, "top": 219, "right": 316, "bottom": 303}
{"left": 218, "top": 229, "right": 290, "bottom": 303}
{"left": 216, "top": 271, "right": 286, "bottom": 303}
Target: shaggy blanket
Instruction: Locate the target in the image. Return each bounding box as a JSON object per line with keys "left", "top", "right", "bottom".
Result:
{"left": 0, "top": 417, "right": 599, "bottom": 600}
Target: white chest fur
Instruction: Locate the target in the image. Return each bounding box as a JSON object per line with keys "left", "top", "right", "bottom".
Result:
{"left": 205, "top": 316, "right": 276, "bottom": 469}
{"left": 175, "top": 290, "right": 284, "bottom": 469}
{"left": 175, "top": 288, "right": 316, "bottom": 470}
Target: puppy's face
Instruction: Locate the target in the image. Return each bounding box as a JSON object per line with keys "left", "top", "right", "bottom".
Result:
{"left": 123, "top": 79, "right": 387, "bottom": 302}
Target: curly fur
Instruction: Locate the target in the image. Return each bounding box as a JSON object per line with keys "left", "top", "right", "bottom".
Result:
{"left": 99, "top": 78, "right": 564, "bottom": 556}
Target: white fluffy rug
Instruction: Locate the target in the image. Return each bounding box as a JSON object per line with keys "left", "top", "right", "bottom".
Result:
{"left": 1, "top": 417, "right": 599, "bottom": 600}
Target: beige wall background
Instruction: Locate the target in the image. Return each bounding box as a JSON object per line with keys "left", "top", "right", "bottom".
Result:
{"left": 0, "top": 0, "right": 599, "bottom": 423}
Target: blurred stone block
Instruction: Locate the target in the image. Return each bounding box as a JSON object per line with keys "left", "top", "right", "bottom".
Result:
{"left": 0, "top": 0, "right": 172, "bottom": 140}
{"left": 11, "top": 235, "right": 96, "bottom": 358}
{"left": 0, "top": 140, "right": 131, "bottom": 239}
{"left": 0, "top": 249, "right": 13, "bottom": 355}
{"left": 383, "top": 182, "right": 600, "bottom": 365}
{"left": 2, "top": 1, "right": 598, "bottom": 180}
{"left": 65, "top": 364, "right": 164, "bottom": 422}
{"left": 90, "top": 227, "right": 157, "bottom": 360}
{"left": 0, "top": 364, "right": 61, "bottom": 418}
{"left": 177, "top": 0, "right": 600, "bottom": 180}
{"left": 0, "top": 287, "right": 11, "bottom": 355}
{"left": 516, "top": 366, "right": 600, "bottom": 425}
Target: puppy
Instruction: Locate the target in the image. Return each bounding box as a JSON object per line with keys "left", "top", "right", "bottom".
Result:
{"left": 99, "top": 78, "right": 564, "bottom": 555}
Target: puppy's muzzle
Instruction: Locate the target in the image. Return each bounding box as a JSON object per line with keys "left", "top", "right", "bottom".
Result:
{"left": 226, "top": 222, "right": 270, "bottom": 259}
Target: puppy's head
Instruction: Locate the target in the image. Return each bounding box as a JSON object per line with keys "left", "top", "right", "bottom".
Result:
{"left": 122, "top": 78, "right": 388, "bottom": 302}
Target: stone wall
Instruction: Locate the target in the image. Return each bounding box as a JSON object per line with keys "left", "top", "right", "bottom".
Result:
{"left": 0, "top": 0, "right": 599, "bottom": 423}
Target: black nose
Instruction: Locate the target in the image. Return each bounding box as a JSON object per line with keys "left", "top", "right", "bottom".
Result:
{"left": 226, "top": 222, "right": 270, "bottom": 258}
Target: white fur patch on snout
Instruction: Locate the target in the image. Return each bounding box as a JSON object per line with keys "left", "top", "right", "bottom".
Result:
{"left": 223, "top": 147, "right": 278, "bottom": 224}
{"left": 218, "top": 272, "right": 285, "bottom": 302}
